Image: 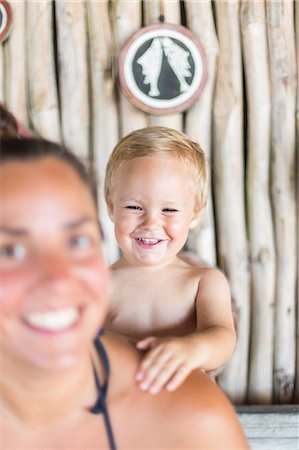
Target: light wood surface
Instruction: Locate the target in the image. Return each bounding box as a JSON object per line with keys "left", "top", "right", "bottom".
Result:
{"left": 113, "top": 0, "right": 148, "bottom": 135}
{"left": 237, "top": 405, "right": 299, "bottom": 450}
{"left": 241, "top": 0, "right": 275, "bottom": 404}
{"left": 266, "top": 0, "right": 297, "bottom": 404}
{"left": 3, "top": 2, "right": 27, "bottom": 125}
{"left": 55, "top": 2, "right": 89, "bottom": 159}
{"left": 26, "top": 1, "right": 60, "bottom": 141}
{"left": 213, "top": 0, "right": 250, "bottom": 404}
{"left": 185, "top": 0, "right": 218, "bottom": 265}
{"left": 87, "top": 1, "right": 119, "bottom": 264}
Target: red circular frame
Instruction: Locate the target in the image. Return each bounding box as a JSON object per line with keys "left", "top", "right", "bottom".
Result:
{"left": 118, "top": 23, "right": 207, "bottom": 116}
{"left": 0, "top": 1, "right": 12, "bottom": 43}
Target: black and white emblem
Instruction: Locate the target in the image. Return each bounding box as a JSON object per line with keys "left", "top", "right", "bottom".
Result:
{"left": 0, "top": 1, "right": 12, "bottom": 43}
{"left": 119, "top": 24, "right": 207, "bottom": 115}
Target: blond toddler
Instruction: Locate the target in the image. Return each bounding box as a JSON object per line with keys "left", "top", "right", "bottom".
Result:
{"left": 104, "top": 126, "right": 236, "bottom": 394}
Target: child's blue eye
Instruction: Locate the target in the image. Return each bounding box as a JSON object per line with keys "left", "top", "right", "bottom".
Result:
{"left": 125, "top": 205, "right": 142, "bottom": 211}
{"left": 0, "top": 243, "right": 27, "bottom": 261}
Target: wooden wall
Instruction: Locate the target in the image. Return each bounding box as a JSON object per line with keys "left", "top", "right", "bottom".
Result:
{"left": 0, "top": 0, "right": 298, "bottom": 406}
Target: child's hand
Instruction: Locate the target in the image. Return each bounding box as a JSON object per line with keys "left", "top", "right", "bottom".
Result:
{"left": 136, "top": 336, "right": 200, "bottom": 394}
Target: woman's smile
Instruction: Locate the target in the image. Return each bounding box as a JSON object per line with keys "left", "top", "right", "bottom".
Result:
{"left": 21, "top": 306, "right": 80, "bottom": 334}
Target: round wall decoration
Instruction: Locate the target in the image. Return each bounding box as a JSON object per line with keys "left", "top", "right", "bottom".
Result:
{"left": 0, "top": 0, "right": 12, "bottom": 43}
{"left": 118, "top": 23, "right": 207, "bottom": 115}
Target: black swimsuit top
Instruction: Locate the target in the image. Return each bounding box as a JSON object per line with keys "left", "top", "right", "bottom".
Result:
{"left": 90, "top": 331, "right": 117, "bottom": 450}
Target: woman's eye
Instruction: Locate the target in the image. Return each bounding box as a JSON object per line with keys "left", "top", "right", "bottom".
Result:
{"left": 125, "top": 205, "right": 142, "bottom": 211}
{"left": 0, "top": 243, "right": 27, "bottom": 262}
{"left": 69, "top": 235, "right": 93, "bottom": 250}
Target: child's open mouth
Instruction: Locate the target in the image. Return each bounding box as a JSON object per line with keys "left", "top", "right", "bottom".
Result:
{"left": 135, "top": 237, "right": 164, "bottom": 247}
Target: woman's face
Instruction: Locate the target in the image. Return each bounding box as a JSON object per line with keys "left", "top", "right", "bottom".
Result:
{"left": 0, "top": 157, "right": 109, "bottom": 371}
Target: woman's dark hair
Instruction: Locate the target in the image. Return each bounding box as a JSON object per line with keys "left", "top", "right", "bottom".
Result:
{"left": 1, "top": 137, "right": 97, "bottom": 205}
{"left": 0, "top": 103, "right": 18, "bottom": 137}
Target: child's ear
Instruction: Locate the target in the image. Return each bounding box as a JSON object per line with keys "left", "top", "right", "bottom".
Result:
{"left": 106, "top": 197, "right": 115, "bottom": 222}
{"left": 189, "top": 208, "right": 203, "bottom": 230}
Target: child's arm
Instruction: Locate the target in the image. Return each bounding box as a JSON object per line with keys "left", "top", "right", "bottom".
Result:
{"left": 135, "top": 268, "right": 236, "bottom": 393}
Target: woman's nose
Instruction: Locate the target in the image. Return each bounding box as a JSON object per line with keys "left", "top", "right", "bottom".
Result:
{"left": 39, "top": 251, "right": 73, "bottom": 289}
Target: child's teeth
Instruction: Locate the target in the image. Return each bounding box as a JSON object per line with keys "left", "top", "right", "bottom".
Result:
{"left": 139, "top": 238, "right": 159, "bottom": 244}
{"left": 23, "top": 307, "right": 79, "bottom": 331}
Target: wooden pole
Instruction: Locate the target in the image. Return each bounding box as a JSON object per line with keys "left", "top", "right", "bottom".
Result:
{"left": 113, "top": 0, "right": 148, "bottom": 136}
{"left": 87, "top": 0, "right": 119, "bottom": 264}
{"left": 144, "top": 0, "right": 180, "bottom": 25}
{"left": 213, "top": 0, "right": 250, "bottom": 404}
{"left": 55, "top": 1, "right": 89, "bottom": 159}
{"left": 241, "top": 0, "right": 276, "bottom": 404}
{"left": 143, "top": 0, "right": 182, "bottom": 130}
{"left": 266, "top": 0, "right": 297, "bottom": 404}
{"left": 26, "top": 1, "right": 60, "bottom": 141}
{"left": 184, "top": 0, "right": 218, "bottom": 266}
{"left": 295, "top": 0, "right": 299, "bottom": 406}
{"left": 0, "top": 41, "right": 3, "bottom": 102}
{"left": 3, "top": 2, "right": 27, "bottom": 125}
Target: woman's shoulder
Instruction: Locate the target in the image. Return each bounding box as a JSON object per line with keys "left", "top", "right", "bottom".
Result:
{"left": 97, "top": 335, "right": 248, "bottom": 448}
{"left": 158, "top": 370, "right": 249, "bottom": 448}
{"left": 175, "top": 370, "right": 248, "bottom": 445}
{"left": 101, "top": 331, "right": 141, "bottom": 385}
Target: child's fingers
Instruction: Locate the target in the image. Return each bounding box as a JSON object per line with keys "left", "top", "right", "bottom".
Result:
{"left": 137, "top": 349, "right": 173, "bottom": 387}
{"left": 136, "top": 336, "right": 157, "bottom": 350}
{"left": 166, "top": 364, "right": 191, "bottom": 391}
{"left": 147, "top": 360, "right": 181, "bottom": 394}
{"left": 139, "top": 344, "right": 165, "bottom": 371}
{"left": 136, "top": 345, "right": 166, "bottom": 381}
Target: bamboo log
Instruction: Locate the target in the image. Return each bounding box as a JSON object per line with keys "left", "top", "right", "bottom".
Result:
{"left": 3, "top": 2, "right": 27, "bottom": 125}
{"left": 297, "top": 0, "right": 299, "bottom": 143}
{"left": 213, "top": 0, "right": 250, "bottom": 404}
{"left": 295, "top": 0, "right": 299, "bottom": 405}
{"left": 0, "top": 43, "right": 3, "bottom": 102}
{"left": 87, "top": 1, "right": 119, "bottom": 264}
{"left": 144, "top": 0, "right": 182, "bottom": 130}
{"left": 26, "top": 1, "right": 60, "bottom": 141}
{"left": 144, "top": 0, "right": 180, "bottom": 25}
{"left": 241, "top": 0, "right": 276, "bottom": 404}
{"left": 113, "top": 0, "right": 148, "bottom": 136}
{"left": 266, "top": 0, "right": 297, "bottom": 404}
{"left": 184, "top": 0, "right": 218, "bottom": 266}
{"left": 55, "top": 2, "right": 89, "bottom": 159}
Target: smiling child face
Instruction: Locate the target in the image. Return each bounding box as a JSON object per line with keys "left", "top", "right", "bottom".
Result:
{"left": 108, "top": 155, "right": 201, "bottom": 267}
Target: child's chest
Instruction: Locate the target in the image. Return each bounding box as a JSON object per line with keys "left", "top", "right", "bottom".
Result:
{"left": 107, "top": 268, "right": 200, "bottom": 338}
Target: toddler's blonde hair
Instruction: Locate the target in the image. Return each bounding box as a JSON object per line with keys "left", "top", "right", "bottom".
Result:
{"left": 104, "top": 126, "right": 209, "bottom": 211}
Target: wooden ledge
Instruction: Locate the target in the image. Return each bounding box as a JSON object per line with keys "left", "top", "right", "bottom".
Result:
{"left": 236, "top": 405, "right": 299, "bottom": 450}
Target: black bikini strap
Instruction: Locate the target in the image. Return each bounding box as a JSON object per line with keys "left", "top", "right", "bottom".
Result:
{"left": 90, "top": 331, "right": 117, "bottom": 450}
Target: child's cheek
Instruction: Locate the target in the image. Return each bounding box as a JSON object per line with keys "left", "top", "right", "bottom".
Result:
{"left": 166, "top": 217, "right": 191, "bottom": 241}
{"left": 117, "top": 211, "right": 138, "bottom": 231}
{"left": 166, "top": 217, "right": 185, "bottom": 232}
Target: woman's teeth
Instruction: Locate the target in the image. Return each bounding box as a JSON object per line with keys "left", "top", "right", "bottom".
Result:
{"left": 23, "top": 307, "right": 79, "bottom": 331}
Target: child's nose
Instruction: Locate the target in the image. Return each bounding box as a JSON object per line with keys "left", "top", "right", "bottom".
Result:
{"left": 141, "top": 211, "right": 159, "bottom": 228}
